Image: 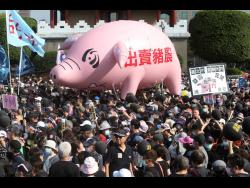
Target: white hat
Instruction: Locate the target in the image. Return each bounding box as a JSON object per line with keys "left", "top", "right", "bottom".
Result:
{"left": 0, "top": 130, "right": 7, "bottom": 138}
{"left": 99, "top": 121, "right": 111, "bottom": 130}
{"left": 165, "top": 119, "right": 175, "bottom": 128}
{"left": 219, "top": 118, "right": 226, "bottom": 125}
{"left": 35, "top": 97, "right": 42, "bottom": 101}
{"left": 37, "top": 121, "right": 46, "bottom": 128}
{"left": 80, "top": 120, "right": 92, "bottom": 127}
{"left": 81, "top": 157, "right": 99, "bottom": 175}
{"left": 44, "top": 140, "right": 57, "bottom": 151}
{"left": 139, "top": 120, "right": 148, "bottom": 133}
{"left": 113, "top": 168, "right": 132, "bottom": 177}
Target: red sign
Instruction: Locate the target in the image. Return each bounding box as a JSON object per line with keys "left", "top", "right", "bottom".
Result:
{"left": 125, "top": 47, "right": 173, "bottom": 68}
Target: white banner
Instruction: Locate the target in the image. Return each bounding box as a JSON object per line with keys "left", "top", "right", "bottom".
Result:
{"left": 189, "top": 64, "right": 229, "bottom": 96}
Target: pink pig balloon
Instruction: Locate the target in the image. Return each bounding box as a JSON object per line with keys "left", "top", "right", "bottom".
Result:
{"left": 50, "top": 20, "right": 182, "bottom": 99}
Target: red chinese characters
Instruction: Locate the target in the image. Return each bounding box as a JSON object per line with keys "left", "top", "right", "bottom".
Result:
{"left": 164, "top": 47, "right": 172, "bottom": 63}
{"left": 125, "top": 47, "right": 173, "bottom": 68}
{"left": 153, "top": 48, "right": 164, "bottom": 64}
{"left": 138, "top": 49, "right": 151, "bottom": 66}
{"left": 125, "top": 51, "right": 138, "bottom": 68}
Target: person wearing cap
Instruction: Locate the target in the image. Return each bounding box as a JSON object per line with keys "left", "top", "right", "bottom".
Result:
{"left": 79, "top": 120, "right": 94, "bottom": 143}
{"left": 98, "top": 120, "right": 111, "bottom": 143}
{"left": 49, "top": 142, "right": 80, "bottom": 177}
{"left": 159, "top": 123, "right": 174, "bottom": 149}
{"left": 105, "top": 128, "right": 133, "bottom": 177}
{"left": 84, "top": 138, "right": 103, "bottom": 171}
{"left": 42, "top": 140, "right": 59, "bottom": 175}
{"left": 211, "top": 160, "right": 229, "bottom": 177}
{"left": 139, "top": 120, "right": 149, "bottom": 138}
{"left": 80, "top": 156, "right": 105, "bottom": 177}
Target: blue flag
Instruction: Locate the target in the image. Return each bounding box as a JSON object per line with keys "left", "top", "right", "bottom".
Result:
{"left": 0, "top": 45, "right": 10, "bottom": 85}
{"left": 6, "top": 10, "right": 45, "bottom": 57}
{"left": 15, "top": 50, "right": 35, "bottom": 76}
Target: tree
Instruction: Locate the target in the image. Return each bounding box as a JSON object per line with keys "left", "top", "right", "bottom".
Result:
{"left": 0, "top": 13, "right": 38, "bottom": 64}
{"left": 189, "top": 10, "right": 250, "bottom": 65}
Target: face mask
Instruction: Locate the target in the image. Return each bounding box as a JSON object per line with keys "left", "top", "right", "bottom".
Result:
{"left": 204, "top": 143, "right": 213, "bottom": 151}
{"left": 104, "top": 130, "right": 110, "bottom": 136}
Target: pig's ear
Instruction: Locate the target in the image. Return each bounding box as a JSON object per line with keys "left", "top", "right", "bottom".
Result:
{"left": 113, "top": 41, "right": 128, "bottom": 69}
{"left": 60, "top": 33, "right": 82, "bottom": 50}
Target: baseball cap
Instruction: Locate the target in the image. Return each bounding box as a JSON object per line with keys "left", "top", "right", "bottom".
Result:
{"left": 0, "top": 130, "right": 7, "bottom": 138}
{"left": 212, "top": 160, "right": 227, "bottom": 172}
{"left": 114, "top": 129, "right": 127, "bottom": 137}
{"left": 139, "top": 120, "right": 148, "bottom": 133}
{"left": 83, "top": 138, "right": 97, "bottom": 147}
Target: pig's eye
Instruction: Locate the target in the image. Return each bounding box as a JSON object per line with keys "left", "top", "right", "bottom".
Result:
{"left": 82, "top": 48, "right": 100, "bottom": 69}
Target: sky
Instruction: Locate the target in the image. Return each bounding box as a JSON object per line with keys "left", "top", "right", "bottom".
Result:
{"left": 0, "top": 10, "right": 52, "bottom": 22}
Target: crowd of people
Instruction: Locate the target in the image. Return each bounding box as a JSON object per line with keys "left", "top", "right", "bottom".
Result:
{"left": 0, "top": 73, "right": 250, "bottom": 177}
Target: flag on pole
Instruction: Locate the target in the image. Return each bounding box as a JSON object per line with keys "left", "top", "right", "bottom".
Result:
{"left": 6, "top": 10, "right": 45, "bottom": 57}
{"left": 56, "top": 44, "right": 66, "bottom": 64}
{"left": 15, "top": 50, "right": 35, "bottom": 76}
{"left": 0, "top": 45, "right": 10, "bottom": 84}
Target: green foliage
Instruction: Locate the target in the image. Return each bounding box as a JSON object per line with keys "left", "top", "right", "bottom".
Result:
{"left": 0, "top": 13, "right": 37, "bottom": 64}
{"left": 189, "top": 10, "right": 250, "bottom": 64}
{"left": 226, "top": 67, "right": 243, "bottom": 75}
{"left": 33, "top": 51, "right": 57, "bottom": 73}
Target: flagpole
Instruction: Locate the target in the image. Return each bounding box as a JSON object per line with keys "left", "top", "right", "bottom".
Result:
{"left": 18, "top": 47, "right": 23, "bottom": 95}
{"left": 5, "top": 10, "right": 12, "bottom": 92}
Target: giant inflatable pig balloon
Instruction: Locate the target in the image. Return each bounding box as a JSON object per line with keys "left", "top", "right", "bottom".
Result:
{"left": 50, "top": 20, "right": 182, "bottom": 99}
